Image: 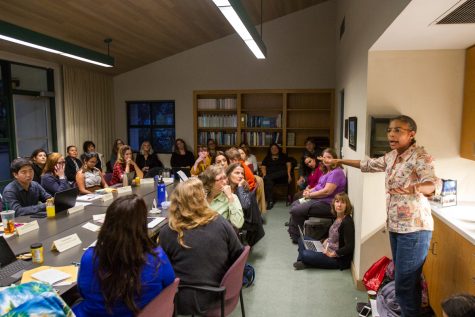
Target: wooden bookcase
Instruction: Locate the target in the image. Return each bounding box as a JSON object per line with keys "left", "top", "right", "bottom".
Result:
{"left": 193, "top": 89, "right": 334, "bottom": 161}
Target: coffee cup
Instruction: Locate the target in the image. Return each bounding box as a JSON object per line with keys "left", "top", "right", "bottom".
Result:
{"left": 367, "top": 290, "right": 377, "bottom": 301}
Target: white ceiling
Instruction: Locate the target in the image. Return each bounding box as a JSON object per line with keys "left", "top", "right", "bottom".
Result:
{"left": 372, "top": 0, "right": 475, "bottom": 51}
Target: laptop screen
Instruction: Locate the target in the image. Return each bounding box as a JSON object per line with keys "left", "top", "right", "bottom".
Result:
{"left": 0, "top": 236, "right": 17, "bottom": 268}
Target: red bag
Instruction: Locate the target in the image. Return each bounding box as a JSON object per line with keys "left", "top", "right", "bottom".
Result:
{"left": 363, "top": 256, "right": 391, "bottom": 291}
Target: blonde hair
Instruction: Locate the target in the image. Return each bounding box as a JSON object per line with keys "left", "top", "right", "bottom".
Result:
{"left": 167, "top": 178, "right": 218, "bottom": 247}
{"left": 42, "top": 152, "right": 63, "bottom": 175}
{"left": 116, "top": 145, "right": 131, "bottom": 164}
{"left": 140, "top": 141, "right": 154, "bottom": 155}
{"left": 331, "top": 192, "right": 353, "bottom": 216}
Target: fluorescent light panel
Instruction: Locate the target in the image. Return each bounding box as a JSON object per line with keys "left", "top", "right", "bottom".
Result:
{"left": 0, "top": 20, "right": 114, "bottom": 67}
{"left": 213, "top": 0, "right": 266, "bottom": 59}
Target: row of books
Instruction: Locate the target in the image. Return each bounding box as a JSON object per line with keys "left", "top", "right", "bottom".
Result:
{"left": 198, "top": 132, "right": 236, "bottom": 146}
{"left": 240, "top": 113, "right": 282, "bottom": 128}
{"left": 241, "top": 132, "right": 281, "bottom": 147}
{"left": 197, "top": 98, "right": 237, "bottom": 110}
{"left": 198, "top": 114, "right": 237, "bottom": 128}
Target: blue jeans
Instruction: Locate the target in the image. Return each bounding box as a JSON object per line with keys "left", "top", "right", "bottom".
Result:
{"left": 389, "top": 230, "right": 432, "bottom": 317}
{"left": 297, "top": 236, "right": 340, "bottom": 269}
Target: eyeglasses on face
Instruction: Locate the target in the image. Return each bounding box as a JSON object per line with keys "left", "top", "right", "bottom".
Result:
{"left": 386, "top": 127, "right": 412, "bottom": 134}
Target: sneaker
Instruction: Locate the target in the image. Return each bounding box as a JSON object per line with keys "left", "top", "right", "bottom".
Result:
{"left": 293, "top": 261, "right": 306, "bottom": 270}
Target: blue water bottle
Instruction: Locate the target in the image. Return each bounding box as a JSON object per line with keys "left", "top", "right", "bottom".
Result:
{"left": 157, "top": 176, "right": 166, "bottom": 208}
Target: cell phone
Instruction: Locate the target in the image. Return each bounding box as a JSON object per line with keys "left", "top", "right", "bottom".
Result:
{"left": 358, "top": 306, "right": 371, "bottom": 317}
{"left": 30, "top": 214, "right": 47, "bottom": 218}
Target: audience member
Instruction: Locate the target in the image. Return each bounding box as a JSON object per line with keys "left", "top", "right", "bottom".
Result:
{"left": 199, "top": 165, "right": 244, "bottom": 229}
{"left": 239, "top": 143, "right": 258, "bottom": 174}
{"left": 83, "top": 140, "right": 104, "bottom": 171}
{"left": 226, "top": 163, "right": 264, "bottom": 246}
{"left": 288, "top": 148, "right": 346, "bottom": 243}
{"left": 261, "top": 143, "right": 292, "bottom": 210}
{"left": 207, "top": 138, "right": 218, "bottom": 159}
{"left": 40, "top": 152, "right": 70, "bottom": 196}
{"left": 190, "top": 145, "right": 211, "bottom": 176}
{"left": 293, "top": 153, "right": 323, "bottom": 201}
{"left": 135, "top": 140, "right": 164, "bottom": 174}
{"left": 73, "top": 195, "right": 175, "bottom": 316}
{"left": 297, "top": 137, "right": 320, "bottom": 190}
{"left": 3, "top": 158, "right": 51, "bottom": 216}
{"left": 108, "top": 138, "right": 124, "bottom": 171}
{"left": 30, "top": 148, "right": 47, "bottom": 183}
{"left": 441, "top": 293, "right": 475, "bottom": 317}
{"left": 76, "top": 152, "right": 108, "bottom": 195}
{"left": 212, "top": 150, "right": 229, "bottom": 169}
{"left": 293, "top": 192, "right": 354, "bottom": 270}
{"left": 110, "top": 145, "right": 143, "bottom": 185}
{"left": 159, "top": 178, "right": 243, "bottom": 315}
{"left": 226, "top": 147, "right": 256, "bottom": 191}
{"left": 65, "top": 145, "right": 82, "bottom": 183}
{"left": 170, "top": 138, "right": 195, "bottom": 176}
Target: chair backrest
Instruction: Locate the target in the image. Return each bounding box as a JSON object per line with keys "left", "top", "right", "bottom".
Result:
{"left": 206, "top": 246, "right": 251, "bottom": 317}
{"left": 138, "top": 277, "right": 180, "bottom": 317}
{"left": 104, "top": 172, "right": 113, "bottom": 186}
{"left": 254, "top": 175, "right": 266, "bottom": 213}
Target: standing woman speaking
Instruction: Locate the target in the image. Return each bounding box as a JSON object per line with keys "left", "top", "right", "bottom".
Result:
{"left": 322, "top": 115, "right": 438, "bottom": 317}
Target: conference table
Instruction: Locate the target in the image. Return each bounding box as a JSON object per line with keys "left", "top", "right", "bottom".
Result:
{"left": 5, "top": 181, "right": 174, "bottom": 296}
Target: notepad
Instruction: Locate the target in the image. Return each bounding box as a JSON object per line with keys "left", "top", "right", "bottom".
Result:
{"left": 76, "top": 194, "right": 101, "bottom": 202}
{"left": 31, "top": 268, "right": 71, "bottom": 285}
{"left": 82, "top": 222, "right": 101, "bottom": 232}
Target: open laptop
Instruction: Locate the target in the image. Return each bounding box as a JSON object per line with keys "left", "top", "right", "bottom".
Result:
{"left": 0, "top": 236, "right": 34, "bottom": 286}
{"left": 55, "top": 187, "right": 79, "bottom": 213}
{"left": 298, "top": 225, "right": 324, "bottom": 252}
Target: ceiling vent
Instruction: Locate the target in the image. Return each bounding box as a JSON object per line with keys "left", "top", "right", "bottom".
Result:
{"left": 436, "top": 0, "right": 475, "bottom": 24}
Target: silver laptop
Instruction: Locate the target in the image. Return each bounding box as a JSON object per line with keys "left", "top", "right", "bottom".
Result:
{"left": 298, "top": 225, "right": 324, "bottom": 252}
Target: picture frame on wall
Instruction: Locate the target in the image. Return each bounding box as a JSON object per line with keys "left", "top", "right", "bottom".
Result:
{"left": 344, "top": 119, "right": 349, "bottom": 139}
{"left": 349, "top": 116, "right": 357, "bottom": 151}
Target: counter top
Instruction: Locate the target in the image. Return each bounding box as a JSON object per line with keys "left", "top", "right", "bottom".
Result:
{"left": 431, "top": 201, "right": 475, "bottom": 245}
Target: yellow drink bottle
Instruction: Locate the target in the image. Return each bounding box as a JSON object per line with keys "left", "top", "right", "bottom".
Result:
{"left": 46, "top": 198, "right": 55, "bottom": 218}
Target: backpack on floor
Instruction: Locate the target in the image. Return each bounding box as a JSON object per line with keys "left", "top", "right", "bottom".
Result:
{"left": 242, "top": 263, "right": 255, "bottom": 288}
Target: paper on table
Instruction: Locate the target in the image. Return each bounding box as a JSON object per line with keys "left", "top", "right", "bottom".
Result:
{"left": 92, "top": 214, "right": 106, "bottom": 223}
{"left": 82, "top": 222, "right": 101, "bottom": 232}
{"left": 370, "top": 299, "right": 379, "bottom": 317}
{"left": 140, "top": 178, "right": 154, "bottom": 184}
{"left": 21, "top": 266, "right": 78, "bottom": 285}
{"left": 31, "top": 268, "right": 71, "bottom": 285}
{"left": 76, "top": 194, "right": 101, "bottom": 202}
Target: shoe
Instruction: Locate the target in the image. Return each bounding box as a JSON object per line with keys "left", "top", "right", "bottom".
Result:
{"left": 267, "top": 201, "right": 274, "bottom": 210}
{"left": 284, "top": 221, "right": 289, "bottom": 227}
{"left": 293, "top": 261, "right": 306, "bottom": 270}
{"left": 291, "top": 238, "right": 298, "bottom": 245}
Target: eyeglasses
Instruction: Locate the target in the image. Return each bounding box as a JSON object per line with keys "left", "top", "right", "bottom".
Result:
{"left": 215, "top": 176, "right": 227, "bottom": 182}
{"left": 57, "top": 161, "right": 66, "bottom": 165}
{"left": 386, "top": 127, "right": 412, "bottom": 134}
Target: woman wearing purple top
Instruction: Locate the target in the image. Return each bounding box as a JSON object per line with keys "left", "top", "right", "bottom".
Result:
{"left": 288, "top": 148, "right": 346, "bottom": 243}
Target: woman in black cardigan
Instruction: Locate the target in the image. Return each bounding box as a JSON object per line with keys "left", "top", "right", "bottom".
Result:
{"left": 294, "top": 192, "right": 354, "bottom": 270}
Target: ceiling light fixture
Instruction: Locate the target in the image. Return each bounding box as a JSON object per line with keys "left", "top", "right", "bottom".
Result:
{"left": 0, "top": 20, "right": 114, "bottom": 67}
{"left": 212, "top": 0, "right": 267, "bottom": 59}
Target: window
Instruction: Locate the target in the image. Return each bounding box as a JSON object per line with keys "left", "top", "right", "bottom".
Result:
{"left": 127, "top": 101, "right": 175, "bottom": 153}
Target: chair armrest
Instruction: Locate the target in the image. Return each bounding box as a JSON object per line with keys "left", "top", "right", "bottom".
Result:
{"left": 178, "top": 284, "right": 226, "bottom": 294}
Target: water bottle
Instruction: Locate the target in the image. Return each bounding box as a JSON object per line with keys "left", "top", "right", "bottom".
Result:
{"left": 157, "top": 176, "right": 166, "bottom": 207}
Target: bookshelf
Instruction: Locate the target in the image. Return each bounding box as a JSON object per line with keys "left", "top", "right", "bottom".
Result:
{"left": 193, "top": 89, "right": 334, "bottom": 161}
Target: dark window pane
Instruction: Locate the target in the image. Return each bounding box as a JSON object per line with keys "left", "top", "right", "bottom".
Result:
{"left": 152, "top": 128, "right": 175, "bottom": 153}
{"left": 0, "top": 100, "right": 7, "bottom": 138}
{"left": 0, "top": 143, "right": 11, "bottom": 181}
{"left": 129, "top": 128, "right": 151, "bottom": 152}
{"left": 128, "top": 103, "right": 151, "bottom": 125}
{"left": 152, "top": 102, "right": 174, "bottom": 126}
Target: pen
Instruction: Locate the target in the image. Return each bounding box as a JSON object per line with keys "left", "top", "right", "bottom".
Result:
{"left": 71, "top": 261, "right": 80, "bottom": 267}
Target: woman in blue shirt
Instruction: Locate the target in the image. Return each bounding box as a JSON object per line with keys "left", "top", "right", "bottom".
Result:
{"left": 40, "top": 152, "right": 70, "bottom": 196}
{"left": 73, "top": 195, "right": 175, "bottom": 316}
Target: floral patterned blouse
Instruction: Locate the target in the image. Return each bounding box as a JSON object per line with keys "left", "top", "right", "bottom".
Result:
{"left": 360, "top": 144, "right": 437, "bottom": 233}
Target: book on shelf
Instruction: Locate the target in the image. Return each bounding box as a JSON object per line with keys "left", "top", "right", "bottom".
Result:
{"left": 198, "top": 114, "right": 237, "bottom": 128}
{"left": 287, "top": 132, "right": 295, "bottom": 146}
{"left": 197, "top": 98, "right": 237, "bottom": 110}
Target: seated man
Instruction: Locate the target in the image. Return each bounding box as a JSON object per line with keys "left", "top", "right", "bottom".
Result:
{"left": 3, "top": 158, "right": 52, "bottom": 217}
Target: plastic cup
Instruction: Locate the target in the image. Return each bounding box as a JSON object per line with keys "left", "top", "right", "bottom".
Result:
{"left": 161, "top": 201, "right": 171, "bottom": 210}
{"left": 1, "top": 210, "right": 16, "bottom": 234}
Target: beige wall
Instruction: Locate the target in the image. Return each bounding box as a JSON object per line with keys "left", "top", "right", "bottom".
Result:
{"left": 113, "top": 1, "right": 337, "bottom": 164}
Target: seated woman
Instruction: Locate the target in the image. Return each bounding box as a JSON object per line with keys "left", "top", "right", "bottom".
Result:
{"left": 65, "top": 145, "right": 82, "bottom": 183}
{"left": 226, "top": 147, "right": 256, "bottom": 191}
{"left": 207, "top": 138, "right": 218, "bottom": 159}
{"left": 239, "top": 143, "right": 258, "bottom": 174}
{"left": 297, "top": 137, "right": 319, "bottom": 190}
{"left": 135, "top": 140, "right": 164, "bottom": 174}
{"left": 83, "top": 140, "right": 104, "bottom": 171}
{"left": 110, "top": 145, "right": 144, "bottom": 185}
{"left": 40, "top": 152, "right": 70, "bottom": 196}
{"left": 170, "top": 138, "right": 195, "bottom": 176}
{"left": 73, "top": 195, "right": 175, "bottom": 316}
{"left": 158, "top": 179, "right": 243, "bottom": 315}
{"left": 288, "top": 148, "right": 346, "bottom": 243}
{"left": 76, "top": 152, "right": 108, "bottom": 195}
{"left": 211, "top": 150, "right": 229, "bottom": 169}
{"left": 30, "top": 148, "right": 47, "bottom": 183}
{"left": 261, "top": 143, "right": 292, "bottom": 210}
{"left": 108, "top": 138, "right": 124, "bottom": 171}
{"left": 293, "top": 192, "right": 354, "bottom": 270}
{"left": 199, "top": 165, "right": 244, "bottom": 229}
{"left": 190, "top": 145, "right": 211, "bottom": 177}
{"left": 226, "top": 163, "right": 264, "bottom": 246}
{"left": 293, "top": 153, "right": 323, "bottom": 201}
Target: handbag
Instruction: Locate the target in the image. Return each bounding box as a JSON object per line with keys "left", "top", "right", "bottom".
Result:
{"left": 363, "top": 256, "right": 391, "bottom": 291}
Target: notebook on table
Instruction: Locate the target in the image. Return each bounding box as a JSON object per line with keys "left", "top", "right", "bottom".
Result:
{"left": 298, "top": 225, "right": 324, "bottom": 252}
{"left": 0, "top": 236, "right": 34, "bottom": 287}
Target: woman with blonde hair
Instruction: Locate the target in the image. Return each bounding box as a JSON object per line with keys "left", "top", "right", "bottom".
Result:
{"left": 199, "top": 164, "right": 244, "bottom": 229}
{"left": 159, "top": 178, "right": 243, "bottom": 315}
{"left": 110, "top": 145, "right": 143, "bottom": 185}
{"left": 40, "top": 152, "right": 70, "bottom": 196}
